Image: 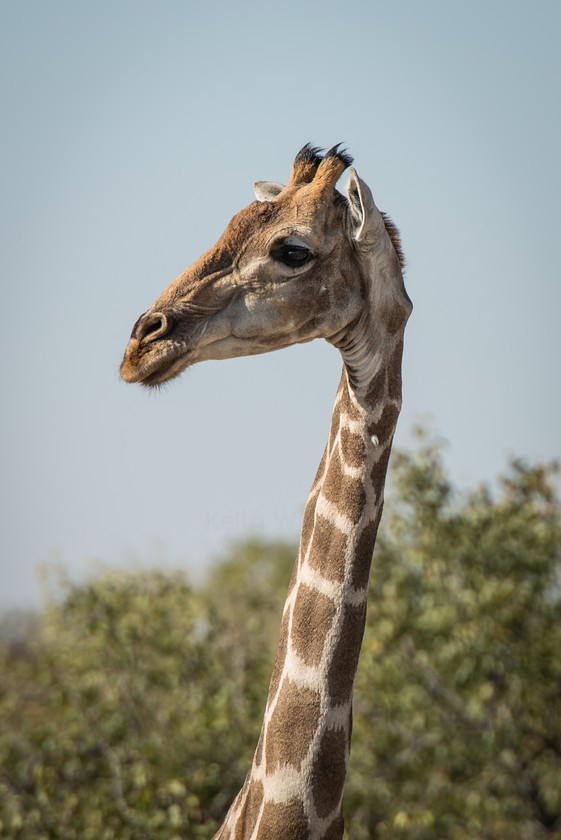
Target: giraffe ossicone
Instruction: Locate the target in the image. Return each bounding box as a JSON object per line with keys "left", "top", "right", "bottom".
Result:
{"left": 121, "top": 143, "right": 411, "bottom": 840}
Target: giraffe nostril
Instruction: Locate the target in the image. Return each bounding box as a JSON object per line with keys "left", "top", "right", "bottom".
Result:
{"left": 134, "top": 311, "right": 173, "bottom": 343}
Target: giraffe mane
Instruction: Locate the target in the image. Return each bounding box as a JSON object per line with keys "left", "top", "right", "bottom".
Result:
{"left": 381, "top": 212, "right": 406, "bottom": 269}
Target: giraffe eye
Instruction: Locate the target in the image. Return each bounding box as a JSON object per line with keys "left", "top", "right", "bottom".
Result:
{"left": 272, "top": 243, "right": 311, "bottom": 268}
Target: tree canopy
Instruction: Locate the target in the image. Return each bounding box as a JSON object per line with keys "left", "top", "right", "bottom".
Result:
{"left": 347, "top": 436, "right": 561, "bottom": 839}
{"left": 1, "top": 436, "right": 560, "bottom": 838}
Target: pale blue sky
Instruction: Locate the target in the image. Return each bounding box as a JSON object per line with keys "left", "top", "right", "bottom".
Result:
{"left": 1, "top": 0, "right": 560, "bottom": 608}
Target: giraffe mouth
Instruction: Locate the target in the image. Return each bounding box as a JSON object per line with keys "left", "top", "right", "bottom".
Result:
{"left": 120, "top": 339, "right": 195, "bottom": 387}
{"left": 140, "top": 354, "right": 193, "bottom": 386}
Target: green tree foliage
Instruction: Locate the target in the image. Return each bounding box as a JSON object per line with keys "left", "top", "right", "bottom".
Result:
{"left": 0, "top": 546, "right": 292, "bottom": 840}
{"left": 347, "top": 436, "right": 561, "bottom": 839}
{"left": 0, "top": 440, "right": 559, "bottom": 838}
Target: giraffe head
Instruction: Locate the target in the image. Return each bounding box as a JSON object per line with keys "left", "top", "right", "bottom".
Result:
{"left": 120, "top": 144, "right": 409, "bottom": 387}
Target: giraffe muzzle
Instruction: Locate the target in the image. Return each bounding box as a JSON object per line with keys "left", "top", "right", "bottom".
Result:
{"left": 131, "top": 311, "right": 174, "bottom": 345}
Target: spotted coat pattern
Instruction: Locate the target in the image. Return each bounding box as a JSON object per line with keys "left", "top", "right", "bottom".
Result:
{"left": 120, "top": 144, "right": 411, "bottom": 840}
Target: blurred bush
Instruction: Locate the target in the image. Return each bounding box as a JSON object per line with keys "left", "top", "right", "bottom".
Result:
{"left": 347, "top": 434, "right": 561, "bottom": 839}
{"left": 1, "top": 436, "right": 559, "bottom": 838}
{"left": 0, "top": 543, "right": 292, "bottom": 840}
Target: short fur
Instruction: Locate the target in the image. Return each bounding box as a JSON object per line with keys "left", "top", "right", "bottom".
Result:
{"left": 120, "top": 145, "right": 412, "bottom": 840}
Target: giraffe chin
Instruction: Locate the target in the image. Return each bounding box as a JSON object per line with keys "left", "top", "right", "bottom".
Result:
{"left": 139, "top": 354, "right": 194, "bottom": 387}
{"left": 120, "top": 348, "right": 194, "bottom": 387}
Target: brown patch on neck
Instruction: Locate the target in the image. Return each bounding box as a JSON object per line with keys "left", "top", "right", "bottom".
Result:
{"left": 350, "top": 515, "right": 381, "bottom": 590}
{"left": 291, "top": 585, "right": 336, "bottom": 667}
{"left": 306, "top": 514, "right": 348, "bottom": 584}
{"left": 231, "top": 781, "right": 264, "bottom": 840}
{"left": 311, "top": 726, "right": 348, "bottom": 819}
{"left": 258, "top": 799, "right": 310, "bottom": 840}
{"left": 265, "top": 678, "right": 321, "bottom": 772}
{"left": 321, "top": 455, "right": 366, "bottom": 526}
{"left": 322, "top": 814, "right": 345, "bottom": 840}
{"left": 266, "top": 609, "right": 290, "bottom": 709}
{"left": 327, "top": 602, "right": 367, "bottom": 706}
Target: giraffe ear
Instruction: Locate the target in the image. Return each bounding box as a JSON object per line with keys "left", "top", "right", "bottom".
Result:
{"left": 254, "top": 181, "right": 285, "bottom": 201}
{"left": 346, "top": 168, "right": 384, "bottom": 246}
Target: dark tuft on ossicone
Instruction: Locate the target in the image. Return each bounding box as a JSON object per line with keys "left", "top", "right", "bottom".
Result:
{"left": 324, "top": 143, "right": 354, "bottom": 170}
{"left": 294, "top": 143, "right": 325, "bottom": 169}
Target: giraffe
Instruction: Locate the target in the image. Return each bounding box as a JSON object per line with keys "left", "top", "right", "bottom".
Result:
{"left": 120, "top": 144, "right": 411, "bottom": 839}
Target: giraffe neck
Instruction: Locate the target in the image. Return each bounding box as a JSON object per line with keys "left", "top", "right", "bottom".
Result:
{"left": 214, "top": 324, "right": 404, "bottom": 840}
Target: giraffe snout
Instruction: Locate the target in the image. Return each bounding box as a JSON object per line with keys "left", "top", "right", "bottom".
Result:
{"left": 131, "top": 311, "right": 174, "bottom": 344}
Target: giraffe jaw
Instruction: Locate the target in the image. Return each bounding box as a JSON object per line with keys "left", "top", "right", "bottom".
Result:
{"left": 120, "top": 337, "right": 196, "bottom": 387}
{"left": 121, "top": 325, "right": 315, "bottom": 387}
{"left": 120, "top": 326, "right": 285, "bottom": 387}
